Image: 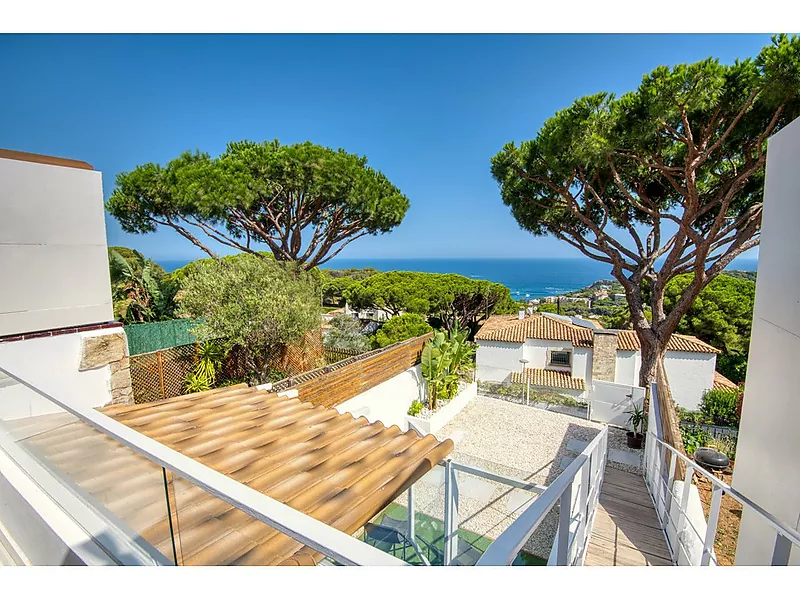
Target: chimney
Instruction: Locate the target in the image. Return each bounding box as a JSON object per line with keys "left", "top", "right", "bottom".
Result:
{"left": 518, "top": 309, "right": 526, "bottom": 320}
{"left": 591, "top": 330, "right": 618, "bottom": 382}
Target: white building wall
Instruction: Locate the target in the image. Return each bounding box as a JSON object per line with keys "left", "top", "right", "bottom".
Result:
{"left": 663, "top": 351, "right": 716, "bottom": 411}
{"left": 0, "top": 155, "right": 113, "bottom": 336}
{"left": 733, "top": 118, "right": 800, "bottom": 566}
{"left": 0, "top": 329, "right": 120, "bottom": 419}
{"left": 476, "top": 340, "right": 522, "bottom": 382}
{"left": 615, "top": 350, "right": 640, "bottom": 387}
{"left": 572, "top": 347, "right": 592, "bottom": 383}
{"left": 522, "top": 339, "right": 573, "bottom": 369}
{"left": 334, "top": 365, "right": 423, "bottom": 431}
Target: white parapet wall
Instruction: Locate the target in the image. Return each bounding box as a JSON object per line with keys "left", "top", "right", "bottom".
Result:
{"left": 406, "top": 381, "right": 477, "bottom": 436}
{"left": 335, "top": 365, "right": 425, "bottom": 431}
{"left": 0, "top": 327, "right": 131, "bottom": 419}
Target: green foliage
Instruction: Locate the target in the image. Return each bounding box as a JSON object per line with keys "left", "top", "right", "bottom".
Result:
{"left": 664, "top": 274, "right": 755, "bottom": 355}
{"left": 184, "top": 371, "right": 212, "bottom": 394}
{"left": 537, "top": 302, "right": 558, "bottom": 314}
{"left": 625, "top": 403, "right": 645, "bottom": 436}
{"left": 107, "top": 141, "right": 409, "bottom": 269}
{"left": 699, "top": 388, "right": 741, "bottom": 427}
{"left": 324, "top": 314, "right": 371, "bottom": 353}
{"left": 346, "top": 271, "right": 514, "bottom": 337}
{"left": 192, "top": 340, "right": 225, "bottom": 384}
{"left": 407, "top": 400, "right": 424, "bottom": 417}
{"left": 321, "top": 275, "right": 357, "bottom": 307}
{"left": 420, "top": 325, "right": 476, "bottom": 411}
{"left": 109, "top": 248, "right": 177, "bottom": 324}
{"left": 680, "top": 424, "right": 710, "bottom": 456}
{"left": 177, "top": 254, "right": 320, "bottom": 383}
{"left": 477, "top": 381, "right": 586, "bottom": 408}
{"left": 372, "top": 313, "right": 433, "bottom": 348}
{"left": 491, "top": 36, "right": 800, "bottom": 388}
{"left": 725, "top": 270, "right": 757, "bottom": 283}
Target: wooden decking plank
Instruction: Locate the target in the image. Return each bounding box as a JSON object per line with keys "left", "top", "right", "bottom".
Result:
{"left": 586, "top": 465, "right": 672, "bottom": 566}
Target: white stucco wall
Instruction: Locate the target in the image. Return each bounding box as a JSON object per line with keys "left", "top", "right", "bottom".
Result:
{"left": 0, "top": 329, "right": 119, "bottom": 420}
{"left": 615, "top": 350, "right": 640, "bottom": 387}
{"left": 732, "top": 118, "right": 800, "bottom": 566}
{"left": 522, "top": 338, "right": 574, "bottom": 370}
{"left": 0, "top": 156, "right": 113, "bottom": 337}
{"left": 334, "top": 365, "right": 423, "bottom": 431}
{"left": 476, "top": 340, "right": 522, "bottom": 382}
{"left": 572, "top": 347, "right": 592, "bottom": 383}
{"left": 663, "top": 351, "right": 716, "bottom": 412}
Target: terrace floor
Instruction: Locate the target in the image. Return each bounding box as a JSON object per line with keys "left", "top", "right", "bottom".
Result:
{"left": 585, "top": 467, "right": 672, "bottom": 566}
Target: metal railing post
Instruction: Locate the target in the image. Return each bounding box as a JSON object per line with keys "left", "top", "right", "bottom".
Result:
{"left": 557, "top": 480, "right": 573, "bottom": 565}
{"left": 701, "top": 486, "right": 723, "bottom": 566}
{"left": 407, "top": 485, "right": 415, "bottom": 543}
{"left": 443, "top": 459, "right": 459, "bottom": 566}
{"left": 772, "top": 533, "right": 793, "bottom": 566}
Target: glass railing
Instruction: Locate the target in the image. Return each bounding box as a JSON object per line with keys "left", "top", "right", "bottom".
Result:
{"left": 0, "top": 366, "right": 407, "bottom": 566}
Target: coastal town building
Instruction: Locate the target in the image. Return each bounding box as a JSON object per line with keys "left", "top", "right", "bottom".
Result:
{"left": 474, "top": 311, "right": 734, "bottom": 410}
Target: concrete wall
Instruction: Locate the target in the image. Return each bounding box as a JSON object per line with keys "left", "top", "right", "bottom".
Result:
{"left": 476, "top": 340, "right": 521, "bottom": 382}
{"left": 0, "top": 156, "right": 113, "bottom": 337}
{"left": 334, "top": 365, "right": 423, "bottom": 431}
{"left": 733, "top": 117, "right": 800, "bottom": 566}
{"left": 663, "top": 351, "right": 716, "bottom": 411}
{"left": 0, "top": 328, "right": 129, "bottom": 419}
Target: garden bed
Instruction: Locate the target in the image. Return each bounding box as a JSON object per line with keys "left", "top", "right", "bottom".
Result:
{"left": 406, "top": 381, "right": 477, "bottom": 435}
{"left": 694, "top": 465, "right": 742, "bottom": 566}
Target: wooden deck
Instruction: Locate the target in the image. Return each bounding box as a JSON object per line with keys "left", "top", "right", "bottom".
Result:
{"left": 585, "top": 467, "right": 673, "bottom": 566}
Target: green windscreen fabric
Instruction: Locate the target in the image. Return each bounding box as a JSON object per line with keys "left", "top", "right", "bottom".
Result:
{"left": 124, "top": 319, "right": 202, "bottom": 355}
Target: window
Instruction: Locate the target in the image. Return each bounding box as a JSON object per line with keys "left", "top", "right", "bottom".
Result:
{"left": 548, "top": 349, "right": 572, "bottom": 368}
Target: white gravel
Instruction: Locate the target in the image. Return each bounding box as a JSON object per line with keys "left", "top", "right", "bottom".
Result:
{"left": 395, "top": 395, "right": 605, "bottom": 559}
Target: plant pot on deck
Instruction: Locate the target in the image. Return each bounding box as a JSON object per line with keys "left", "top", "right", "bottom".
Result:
{"left": 626, "top": 432, "right": 644, "bottom": 449}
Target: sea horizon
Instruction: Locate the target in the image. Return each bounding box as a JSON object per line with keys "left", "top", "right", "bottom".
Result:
{"left": 157, "top": 256, "right": 759, "bottom": 300}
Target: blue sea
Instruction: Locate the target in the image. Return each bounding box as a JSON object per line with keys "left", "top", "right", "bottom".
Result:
{"left": 159, "top": 256, "right": 759, "bottom": 300}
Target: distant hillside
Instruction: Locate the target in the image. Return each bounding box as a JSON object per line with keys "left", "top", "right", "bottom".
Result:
{"left": 725, "top": 270, "right": 757, "bottom": 282}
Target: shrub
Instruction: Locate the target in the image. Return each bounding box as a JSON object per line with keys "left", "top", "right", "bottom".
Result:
{"left": 699, "top": 388, "right": 741, "bottom": 427}
{"left": 372, "top": 313, "right": 433, "bottom": 348}
{"left": 407, "top": 400, "right": 424, "bottom": 417}
{"left": 184, "top": 371, "right": 212, "bottom": 393}
{"left": 680, "top": 424, "right": 710, "bottom": 456}
{"left": 177, "top": 255, "right": 320, "bottom": 384}
{"left": 706, "top": 436, "right": 738, "bottom": 460}
{"left": 324, "top": 314, "right": 371, "bottom": 353}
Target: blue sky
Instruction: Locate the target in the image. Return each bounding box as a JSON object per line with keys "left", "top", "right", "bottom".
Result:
{"left": 0, "top": 34, "right": 770, "bottom": 262}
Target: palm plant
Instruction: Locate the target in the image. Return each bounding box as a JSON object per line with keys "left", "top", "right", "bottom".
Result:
{"left": 110, "top": 249, "right": 176, "bottom": 324}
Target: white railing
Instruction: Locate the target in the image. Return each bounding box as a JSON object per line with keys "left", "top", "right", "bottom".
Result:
{"left": 643, "top": 383, "right": 800, "bottom": 566}
{"left": 474, "top": 426, "right": 609, "bottom": 566}
{"left": 0, "top": 366, "right": 407, "bottom": 566}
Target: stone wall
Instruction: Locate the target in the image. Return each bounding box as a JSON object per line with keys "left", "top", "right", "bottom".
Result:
{"left": 79, "top": 330, "right": 133, "bottom": 405}
{"left": 591, "top": 330, "right": 617, "bottom": 383}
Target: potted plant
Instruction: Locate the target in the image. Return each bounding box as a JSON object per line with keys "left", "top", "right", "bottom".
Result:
{"left": 625, "top": 403, "right": 645, "bottom": 449}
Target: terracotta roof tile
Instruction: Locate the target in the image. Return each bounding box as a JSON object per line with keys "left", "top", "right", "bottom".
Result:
{"left": 713, "top": 371, "right": 739, "bottom": 391}
{"left": 476, "top": 314, "right": 593, "bottom": 347}
{"left": 477, "top": 314, "right": 719, "bottom": 354}
{"left": 510, "top": 367, "right": 586, "bottom": 391}
{"left": 12, "top": 384, "right": 452, "bottom": 566}
{"left": 616, "top": 330, "right": 720, "bottom": 354}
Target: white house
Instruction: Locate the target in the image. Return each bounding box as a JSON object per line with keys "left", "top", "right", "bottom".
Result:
{"left": 475, "top": 311, "right": 735, "bottom": 410}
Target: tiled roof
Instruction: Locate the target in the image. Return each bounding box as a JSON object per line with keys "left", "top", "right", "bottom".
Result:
{"left": 615, "top": 331, "right": 720, "bottom": 354}
{"left": 477, "top": 314, "right": 720, "bottom": 354}
{"left": 476, "top": 314, "right": 594, "bottom": 347}
{"left": 10, "top": 384, "right": 452, "bottom": 566}
{"left": 510, "top": 367, "right": 586, "bottom": 391}
{"left": 713, "top": 371, "right": 739, "bottom": 391}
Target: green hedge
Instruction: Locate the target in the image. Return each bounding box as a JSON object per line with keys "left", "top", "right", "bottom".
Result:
{"left": 124, "top": 319, "right": 202, "bottom": 355}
